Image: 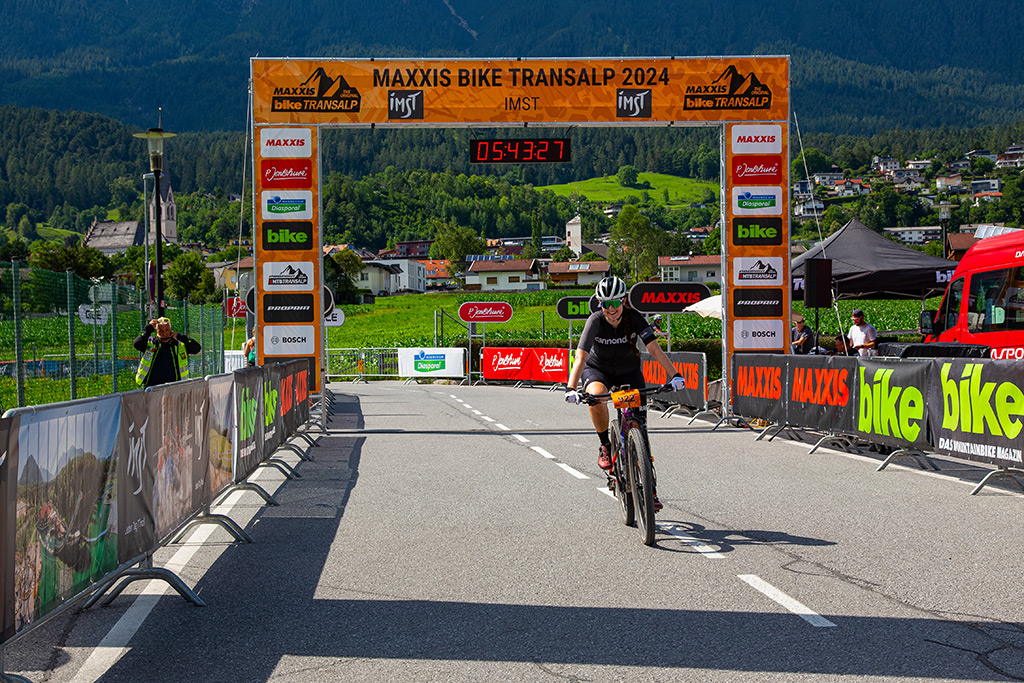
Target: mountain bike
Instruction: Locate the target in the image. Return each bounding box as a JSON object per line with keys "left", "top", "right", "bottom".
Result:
{"left": 580, "top": 384, "right": 672, "bottom": 546}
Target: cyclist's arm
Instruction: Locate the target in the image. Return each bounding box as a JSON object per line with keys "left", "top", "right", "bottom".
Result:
{"left": 566, "top": 348, "right": 588, "bottom": 390}
{"left": 644, "top": 338, "right": 679, "bottom": 382}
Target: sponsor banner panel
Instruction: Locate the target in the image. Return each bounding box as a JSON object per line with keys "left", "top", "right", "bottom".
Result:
{"left": 252, "top": 58, "right": 790, "bottom": 125}
{"left": 481, "top": 347, "right": 531, "bottom": 381}
{"left": 532, "top": 348, "right": 569, "bottom": 384}
{"left": 458, "top": 302, "right": 513, "bottom": 323}
{"left": 730, "top": 124, "right": 783, "bottom": 154}
{"left": 732, "top": 288, "right": 784, "bottom": 318}
{"left": 556, "top": 296, "right": 598, "bottom": 320}
{"left": 262, "top": 261, "right": 315, "bottom": 291}
{"left": 260, "top": 127, "right": 312, "bottom": 158}
{"left": 731, "top": 217, "right": 784, "bottom": 249}
{"left": 261, "top": 190, "right": 313, "bottom": 221}
{"left": 263, "top": 293, "right": 316, "bottom": 323}
{"left": 628, "top": 282, "right": 711, "bottom": 314}
{"left": 640, "top": 352, "right": 706, "bottom": 409}
{"left": 1, "top": 416, "right": 14, "bottom": 644}
{"left": 280, "top": 360, "right": 310, "bottom": 435}
{"left": 263, "top": 364, "right": 284, "bottom": 457}
{"left": 855, "top": 359, "right": 931, "bottom": 450}
{"left": 733, "top": 257, "right": 784, "bottom": 287}
{"left": 206, "top": 375, "right": 235, "bottom": 506}
{"left": 733, "top": 319, "right": 786, "bottom": 350}
{"left": 151, "top": 380, "right": 209, "bottom": 538}
{"left": 731, "top": 155, "right": 783, "bottom": 185}
{"left": 731, "top": 186, "right": 783, "bottom": 216}
{"left": 233, "top": 367, "right": 265, "bottom": 483}
{"left": 786, "top": 356, "right": 856, "bottom": 432}
{"left": 397, "top": 348, "right": 466, "bottom": 378}
{"left": 13, "top": 397, "right": 121, "bottom": 633}
{"left": 928, "top": 359, "right": 1024, "bottom": 466}
{"left": 261, "top": 159, "right": 312, "bottom": 188}
{"left": 731, "top": 354, "right": 787, "bottom": 423}
{"left": 117, "top": 391, "right": 158, "bottom": 564}
{"left": 263, "top": 324, "right": 316, "bottom": 356}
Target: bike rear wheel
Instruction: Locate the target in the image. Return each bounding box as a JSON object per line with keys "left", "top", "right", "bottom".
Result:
{"left": 627, "top": 427, "right": 656, "bottom": 546}
{"left": 610, "top": 419, "right": 633, "bottom": 526}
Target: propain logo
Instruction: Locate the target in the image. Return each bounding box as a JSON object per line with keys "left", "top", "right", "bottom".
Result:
{"left": 262, "top": 221, "right": 313, "bottom": 251}
{"left": 263, "top": 294, "right": 315, "bottom": 323}
{"left": 732, "top": 288, "right": 784, "bottom": 318}
{"left": 731, "top": 124, "right": 782, "bottom": 154}
{"left": 261, "top": 191, "right": 313, "bottom": 220}
{"left": 260, "top": 128, "right": 312, "bottom": 158}
{"left": 617, "top": 89, "right": 652, "bottom": 118}
{"left": 731, "top": 155, "right": 783, "bottom": 185}
{"left": 271, "top": 68, "right": 361, "bottom": 113}
{"left": 732, "top": 217, "right": 783, "bottom": 247}
{"left": 684, "top": 65, "right": 773, "bottom": 111}
{"left": 261, "top": 159, "right": 312, "bottom": 189}
{"left": 388, "top": 90, "right": 424, "bottom": 119}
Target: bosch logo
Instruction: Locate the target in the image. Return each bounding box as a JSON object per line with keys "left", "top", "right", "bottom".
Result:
{"left": 282, "top": 337, "right": 306, "bottom": 344}
{"left": 271, "top": 336, "right": 280, "bottom": 345}
{"left": 752, "top": 330, "right": 776, "bottom": 338}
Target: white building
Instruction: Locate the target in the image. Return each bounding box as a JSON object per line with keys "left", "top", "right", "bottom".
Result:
{"left": 358, "top": 261, "right": 402, "bottom": 295}
{"left": 883, "top": 226, "right": 942, "bottom": 245}
{"left": 366, "top": 259, "right": 426, "bottom": 293}
{"left": 467, "top": 259, "right": 544, "bottom": 291}
{"left": 905, "top": 159, "right": 932, "bottom": 171}
{"left": 872, "top": 156, "right": 900, "bottom": 173}
{"left": 658, "top": 255, "right": 721, "bottom": 284}
{"left": 565, "top": 214, "right": 583, "bottom": 257}
{"left": 794, "top": 198, "right": 825, "bottom": 218}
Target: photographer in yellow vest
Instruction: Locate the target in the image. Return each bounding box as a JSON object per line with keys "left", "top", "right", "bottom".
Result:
{"left": 134, "top": 317, "right": 202, "bottom": 388}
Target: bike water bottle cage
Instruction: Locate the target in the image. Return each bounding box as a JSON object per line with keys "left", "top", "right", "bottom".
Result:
{"left": 611, "top": 388, "right": 642, "bottom": 409}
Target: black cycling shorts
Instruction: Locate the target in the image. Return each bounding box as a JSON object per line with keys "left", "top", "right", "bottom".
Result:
{"left": 581, "top": 366, "right": 649, "bottom": 404}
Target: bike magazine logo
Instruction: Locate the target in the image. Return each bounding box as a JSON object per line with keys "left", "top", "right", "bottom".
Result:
{"left": 263, "top": 261, "right": 314, "bottom": 291}
{"left": 271, "top": 68, "right": 361, "bottom": 113}
{"left": 732, "top": 186, "right": 782, "bottom": 216}
{"left": 260, "top": 127, "right": 312, "bottom": 158}
{"left": 730, "top": 124, "right": 782, "bottom": 154}
{"left": 261, "top": 159, "right": 312, "bottom": 189}
{"left": 731, "top": 155, "right": 782, "bottom": 185}
{"left": 616, "top": 89, "right": 652, "bottom": 118}
{"left": 733, "top": 319, "right": 785, "bottom": 350}
{"left": 732, "top": 288, "right": 783, "bottom": 318}
{"left": 684, "top": 65, "right": 772, "bottom": 111}
{"left": 261, "top": 191, "right": 313, "bottom": 220}
{"left": 388, "top": 90, "right": 424, "bottom": 119}
{"left": 413, "top": 350, "right": 446, "bottom": 373}
{"left": 263, "top": 325, "right": 315, "bottom": 355}
{"left": 262, "top": 221, "right": 313, "bottom": 251}
{"left": 733, "top": 257, "right": 784, "bottom": 287}
{"left": 732, "top": 217, "right": 783, "bottom": 247}
{"left": 262, "top": 293, "right": 315, "bottom": 323}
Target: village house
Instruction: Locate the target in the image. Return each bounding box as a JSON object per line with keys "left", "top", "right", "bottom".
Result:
{"left": 466, "top": 259, "right": 544, "bottom": 292}
{"left": 794, "top": 197, "right": 825, "bottom": 218}
{"left": 871, "top": 156, "right": 900, "bottom": 173}
{"left": 905, "top": 159, "right": 932, "bottom": 171}
{"left": 812, "top": 170, "right": 845, "bottom": 187}
{"left": 658, "top": 255, "right": 721, "bottom": 284}
{"left": 547, "top": 260, "right": 611, "bottom": 287}
{"left": 883, "top": 226, "right": 942, "bottom": 245}
{"left": 792, "top": 179, "right": 814, "bottom": 198}
{"left": 935, "top": 174, "right": 963, "bottom": 192}
{"left": 833, "top": 179, "right": 871, "bottom": 197}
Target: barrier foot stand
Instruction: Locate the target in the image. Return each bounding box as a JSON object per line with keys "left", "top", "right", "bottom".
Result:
{"left": 277, "top": 442, "right": 313, "bottom": 462}
{"left": 876, "top": 449, "right": 940, "bottom": 472}
{"left": 212, "top": 482, "right": 279, "bottom": 507}
{"left": 84, "top": 558, "right": 204, "bottom": 609}
{"left": 548, "top": 384, "right": 564, "bottom": 393}
{"left": 1, "top": 647, "right": 33, "bottom": 683}
{"left": 350, "top": 377, "right": 368, "bottom": 384}
{"left": 170, "top": 513, "right": 254, "bottom": 544}
{"left": 293, "top": 431, "right": 321, "bottom": 448}
{"left": 807, "top": 433, "right": 855, "bottom": 455}
{"left": 711, "top": 414, "right": 752, "bottom": 431}
{"left": 687, "top": 409, "right": 721, "bottom": 425}
{"left": 970, "top": 467, "right": 1024, "bottom": 496}
{"left": 403, "top": 378, "right": 419, "bottom": 385}
{"left": 258, "top": 459, "right": 301, "bottom": 479}
{"left": 765, "top": 423, "right": 804, "bottom": 443}
{"left": 754, "top": 422, "right": 780, "bottom": 441}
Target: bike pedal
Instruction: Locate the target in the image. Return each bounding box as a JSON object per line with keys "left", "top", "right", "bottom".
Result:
{"left": 606, "top": 477, "right": 615, "bottom": 491}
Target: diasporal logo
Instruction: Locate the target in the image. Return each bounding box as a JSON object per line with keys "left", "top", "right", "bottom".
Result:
{"left": 267, "top": 195, "right": 305, "bottom": 214}
{"left": 261, "top": 190, "right": 312, "bottom": 220}
{"left": 737, "top": 192, "right": 776, "bottom": 210}
{"left": 684, "top": 65, "right": 772, "bottom": 111}
{"left": 732, "top": 187, "right": 782, "bottom": 216}
{"left": 413, "top": 350, "right": 446, "bottom": 373}
{"left": 389, "top": 90, "right": 424, "bottom": 119}
{"left": 272, "top": 68, "right": 361, "bottom": 113}
{"left": 262, "top": 222, "right": 313, "bottom": 251}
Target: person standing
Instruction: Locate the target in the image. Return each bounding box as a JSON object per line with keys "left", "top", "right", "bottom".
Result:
{"left": 134, "top": 317, "right": 202, "bottom": 388}
{"left": 847, "top": 309, "right": 878, "bottom": 357}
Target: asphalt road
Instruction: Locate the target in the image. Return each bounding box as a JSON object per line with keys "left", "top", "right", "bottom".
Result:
{"left": 7, "top": 381, "right": 1024, "bottom": 682}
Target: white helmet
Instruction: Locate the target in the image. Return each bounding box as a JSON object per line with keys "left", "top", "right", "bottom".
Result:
{"left": 594, "top": 276, "right": 627, "bottom": 302}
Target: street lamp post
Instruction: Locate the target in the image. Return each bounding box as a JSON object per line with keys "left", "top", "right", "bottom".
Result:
{"left": 142, "top": 172, "right": 154, "bottom": 318}
{"left": 134, "top": 112, "right": 176, "bottom": 317}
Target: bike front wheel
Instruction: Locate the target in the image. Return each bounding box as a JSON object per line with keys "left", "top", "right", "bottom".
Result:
{"left": 627, "top": 427, "right": 656, "bottom": 546}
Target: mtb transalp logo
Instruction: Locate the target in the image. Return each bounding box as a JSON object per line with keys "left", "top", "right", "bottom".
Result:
{"left": 413, "top": 350, "right": 446, "bottom": 372}
{"left": 267, "top": 265, "right": 309, "bottom": 287}
{"left": 272, "top": 68, "right": 361, "bottom": 113}
{"left": 736, "top": 258, "right": 781, "bottom": 283}
{"left": 684, "top": 65, "right": 773, "bottom": 111}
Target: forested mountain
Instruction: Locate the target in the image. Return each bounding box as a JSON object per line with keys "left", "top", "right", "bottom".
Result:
{"left": 2, "top": 1, "right": 1024, "bottom": 133}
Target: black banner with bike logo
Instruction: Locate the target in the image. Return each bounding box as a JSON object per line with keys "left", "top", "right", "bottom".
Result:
{"left": 263, "top": 364, "right": 284, "bottom": 456}
{"left": 731, "top": 354, "right": 787, "bottom": 423}
{"left": 234, "top": 367, "right": 264, "bottom": 483}
{"left": 927, "top": 358, "right": 1024, "bottom": 467}
{"left": 117, "top": 391, "right": 158, "bottom": 564}
{"left": 786, "top": 355, "right": 856, "bottom": 433}
{"left": 854, "top": 358, "right": 931, "bottom": 450}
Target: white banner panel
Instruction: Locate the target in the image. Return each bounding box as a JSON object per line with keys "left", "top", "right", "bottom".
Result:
{"left": 733, "top": 319, "right": 786, "bottom": 350}
{"left": 730, "top": 124, "right": 782, "bottom": 154}
{"left": 263, "top": 324, "right": 316, "bottom": 355}
{"left": 397, "top": 348, "right": 465, "bottom": 378}
{"left": 260, "top": 127, "right": 312, "bottom": 158}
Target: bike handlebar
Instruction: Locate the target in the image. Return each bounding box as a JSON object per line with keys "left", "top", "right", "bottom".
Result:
{"left": 577, "top": 384, "right": 673, "bottom": 405}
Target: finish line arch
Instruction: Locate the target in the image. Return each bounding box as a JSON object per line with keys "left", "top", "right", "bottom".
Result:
{"left": 250, "top": 56, "right": 791, "bottom": 405}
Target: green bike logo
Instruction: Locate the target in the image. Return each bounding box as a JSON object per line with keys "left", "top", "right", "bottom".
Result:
{"left": 239, "top": 387, "right": 258, "bottom": 441}
{"left": 264, "top": 382, "right": 279, "bottom": 426}
{"left": 857, "top": 367, "right": 924, "bottom": 442}
{"left": 940, "top": 363, "right": 1024, "bottom": 438}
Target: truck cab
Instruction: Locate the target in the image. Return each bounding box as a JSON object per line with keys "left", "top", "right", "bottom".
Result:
{"left": 920, "top": 231, "right": 1024, "bottom": 359}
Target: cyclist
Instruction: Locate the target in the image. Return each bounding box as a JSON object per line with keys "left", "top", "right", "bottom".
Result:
{"left": 564, "top": 276, "right": 686, "bottom": 511}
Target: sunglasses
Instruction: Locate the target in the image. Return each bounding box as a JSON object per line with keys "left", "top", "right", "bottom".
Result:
{"left": 601, "top": 299, "right": 624, "bottom": 309}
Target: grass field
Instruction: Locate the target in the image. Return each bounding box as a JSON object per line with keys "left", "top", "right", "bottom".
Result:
{"left": 4, "top": 224, "right": 81, "bottom": 243}
{"left": 539, "top": 173, "right": 718, "bottom": 208}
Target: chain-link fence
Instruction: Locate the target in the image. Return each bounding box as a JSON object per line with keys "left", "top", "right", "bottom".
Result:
{"left": 0, "top": 261, "right": 225, "bottom": 412}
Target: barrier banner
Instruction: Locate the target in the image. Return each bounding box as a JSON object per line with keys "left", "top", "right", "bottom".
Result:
{"left": 263, "top": 363, "right": 284, "bottom": 457}
{"left": 280, "top": 360, "right": 303, "bottom": 436}
{"left": 153, "top": 380, "right": 209, "bottom": 538}
{"left": 206, "top": 374, "right": 235, "bottom": 504}
{"left": 640, "top": 351, "right": 706, "bottom": 408}
{"left": 731, "top": 354, "right": 787, "bottom": 423}
{"left": 13, "top": 397, "right": 121, "bottom": 633}
{"left": 481, "top": 347, "right": 531, "bottom": 381}
{"left": 117, "top": 391, "right": 157, "bottom": 564}
{"left": 397, "top": 348, "right": 466, "bottom": 378}
{"left": 928, "top": 359, "right": 1024, "bottom": 467}
{"left": 855, "top": 358, "right": 931, "bottom": 450}
{"left": 1, "top": 416, "right": 14, "bottom": 644}
{"left": 532, "top": 348, "right": 569, "bottom": 384}
{"left": 234, "top": 367, "right": 264, "bottom": 483}
{"left": 786, "top": 356, "right": 856, "bottom": 433}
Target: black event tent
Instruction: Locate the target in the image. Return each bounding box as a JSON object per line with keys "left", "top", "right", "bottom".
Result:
{"left": 792, "top": 218, "right": 957, "bottom": 300}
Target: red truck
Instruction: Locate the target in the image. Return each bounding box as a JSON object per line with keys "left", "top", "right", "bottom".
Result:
{"left": 919, "top": 230, "right": 1024, "bottom": 360}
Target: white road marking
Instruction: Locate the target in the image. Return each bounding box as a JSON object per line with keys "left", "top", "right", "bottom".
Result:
{"left": 737, "top": 574, "right": 837, "bottom": 628}
{"left": 599, "top": 487, "right": 616, "bottom": 498}
{"left": 472, "top": 410, "right": 482, "bottom": 415}
{"left": 449, "top": 394, "right": 458, "bottom": 399}
{"left": 512, "top": 434, "right": 529, "bottom": 443}
{"left": 531, "top": 446, "right": 556, "bottom": 459}
{"left": 556, "top": 463, "right": 589, "bottom": 479}
{"left": 658, "top": 524, "right": 726, "bottom": 558}
{"left": 495, "top": 424, "right": 510, "bottom": 431}
{"left": 481, "top": 416, "right": 496, "bottom": 422}
{"left": 463, "top": 404, "right": 473, "bottom": 409}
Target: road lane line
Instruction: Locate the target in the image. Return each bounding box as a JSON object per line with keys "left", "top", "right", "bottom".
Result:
{"left": 463, "top": 404, "right": 473, "bottom": 409}
{"left": 737, "top": 574, "right": 836, "bottom": 627}
{"left": 449, "top": 394, "right": 458, "bottom": 399}
{"left": 512, "top": 434, "right": 529, "bottom": 443}
{"left": 659, "top": 524, "right": 726, "bottom": 558}
{"left": 472, "top": 410, "right": 482, "bottom": 415}
{"left": 599, "top": 487, "right": 615, "bottom": 498}
{"left": 556, "top": 463, "right": 589, "bottom": 479}
{"left": 481, "top": 416, "right": 496, "bottom": 422}
{"left": 531, "top": 446, "right": 556, "bottom": 459}
{"left": 495, "top": 424, "right": 510, "bottom": 430}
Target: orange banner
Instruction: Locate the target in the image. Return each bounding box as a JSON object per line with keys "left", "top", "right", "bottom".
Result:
{"left": 251, "top": 57, "right": 789, "bottom": 126}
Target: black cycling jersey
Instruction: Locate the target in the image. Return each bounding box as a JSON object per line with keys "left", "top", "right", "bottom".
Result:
{"left": 577, "top": 308, "right": 657, "bottom": 376}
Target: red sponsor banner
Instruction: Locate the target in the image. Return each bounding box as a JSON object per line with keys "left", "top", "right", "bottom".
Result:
{"left": 261, "top": 159, "right": 312, "bottom": 188}
{"left": 459, "top": 301, "right": 513, "bottom": 323}
{"left": 532, "top": 348, "right": 569, "bottom": 384}
{"left": 224, "top": 296, "right": 246, "bottom": 318}
{"left": 730, "top": 154, "right": 783, "bottom": 185}
{"left": 482, "top": 347, "right": 530, "bottom": 380}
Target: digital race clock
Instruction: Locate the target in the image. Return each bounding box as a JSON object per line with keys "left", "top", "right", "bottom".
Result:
{"left": 470, "top": 138, "right": 571, "bottom": 164}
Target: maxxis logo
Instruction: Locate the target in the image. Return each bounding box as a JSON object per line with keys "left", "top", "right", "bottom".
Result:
{"left": 730, "top": 124, "right": 782, "bottom": 154}
{"left": 260, "top": 127, "right": 312, "bottom": 158}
